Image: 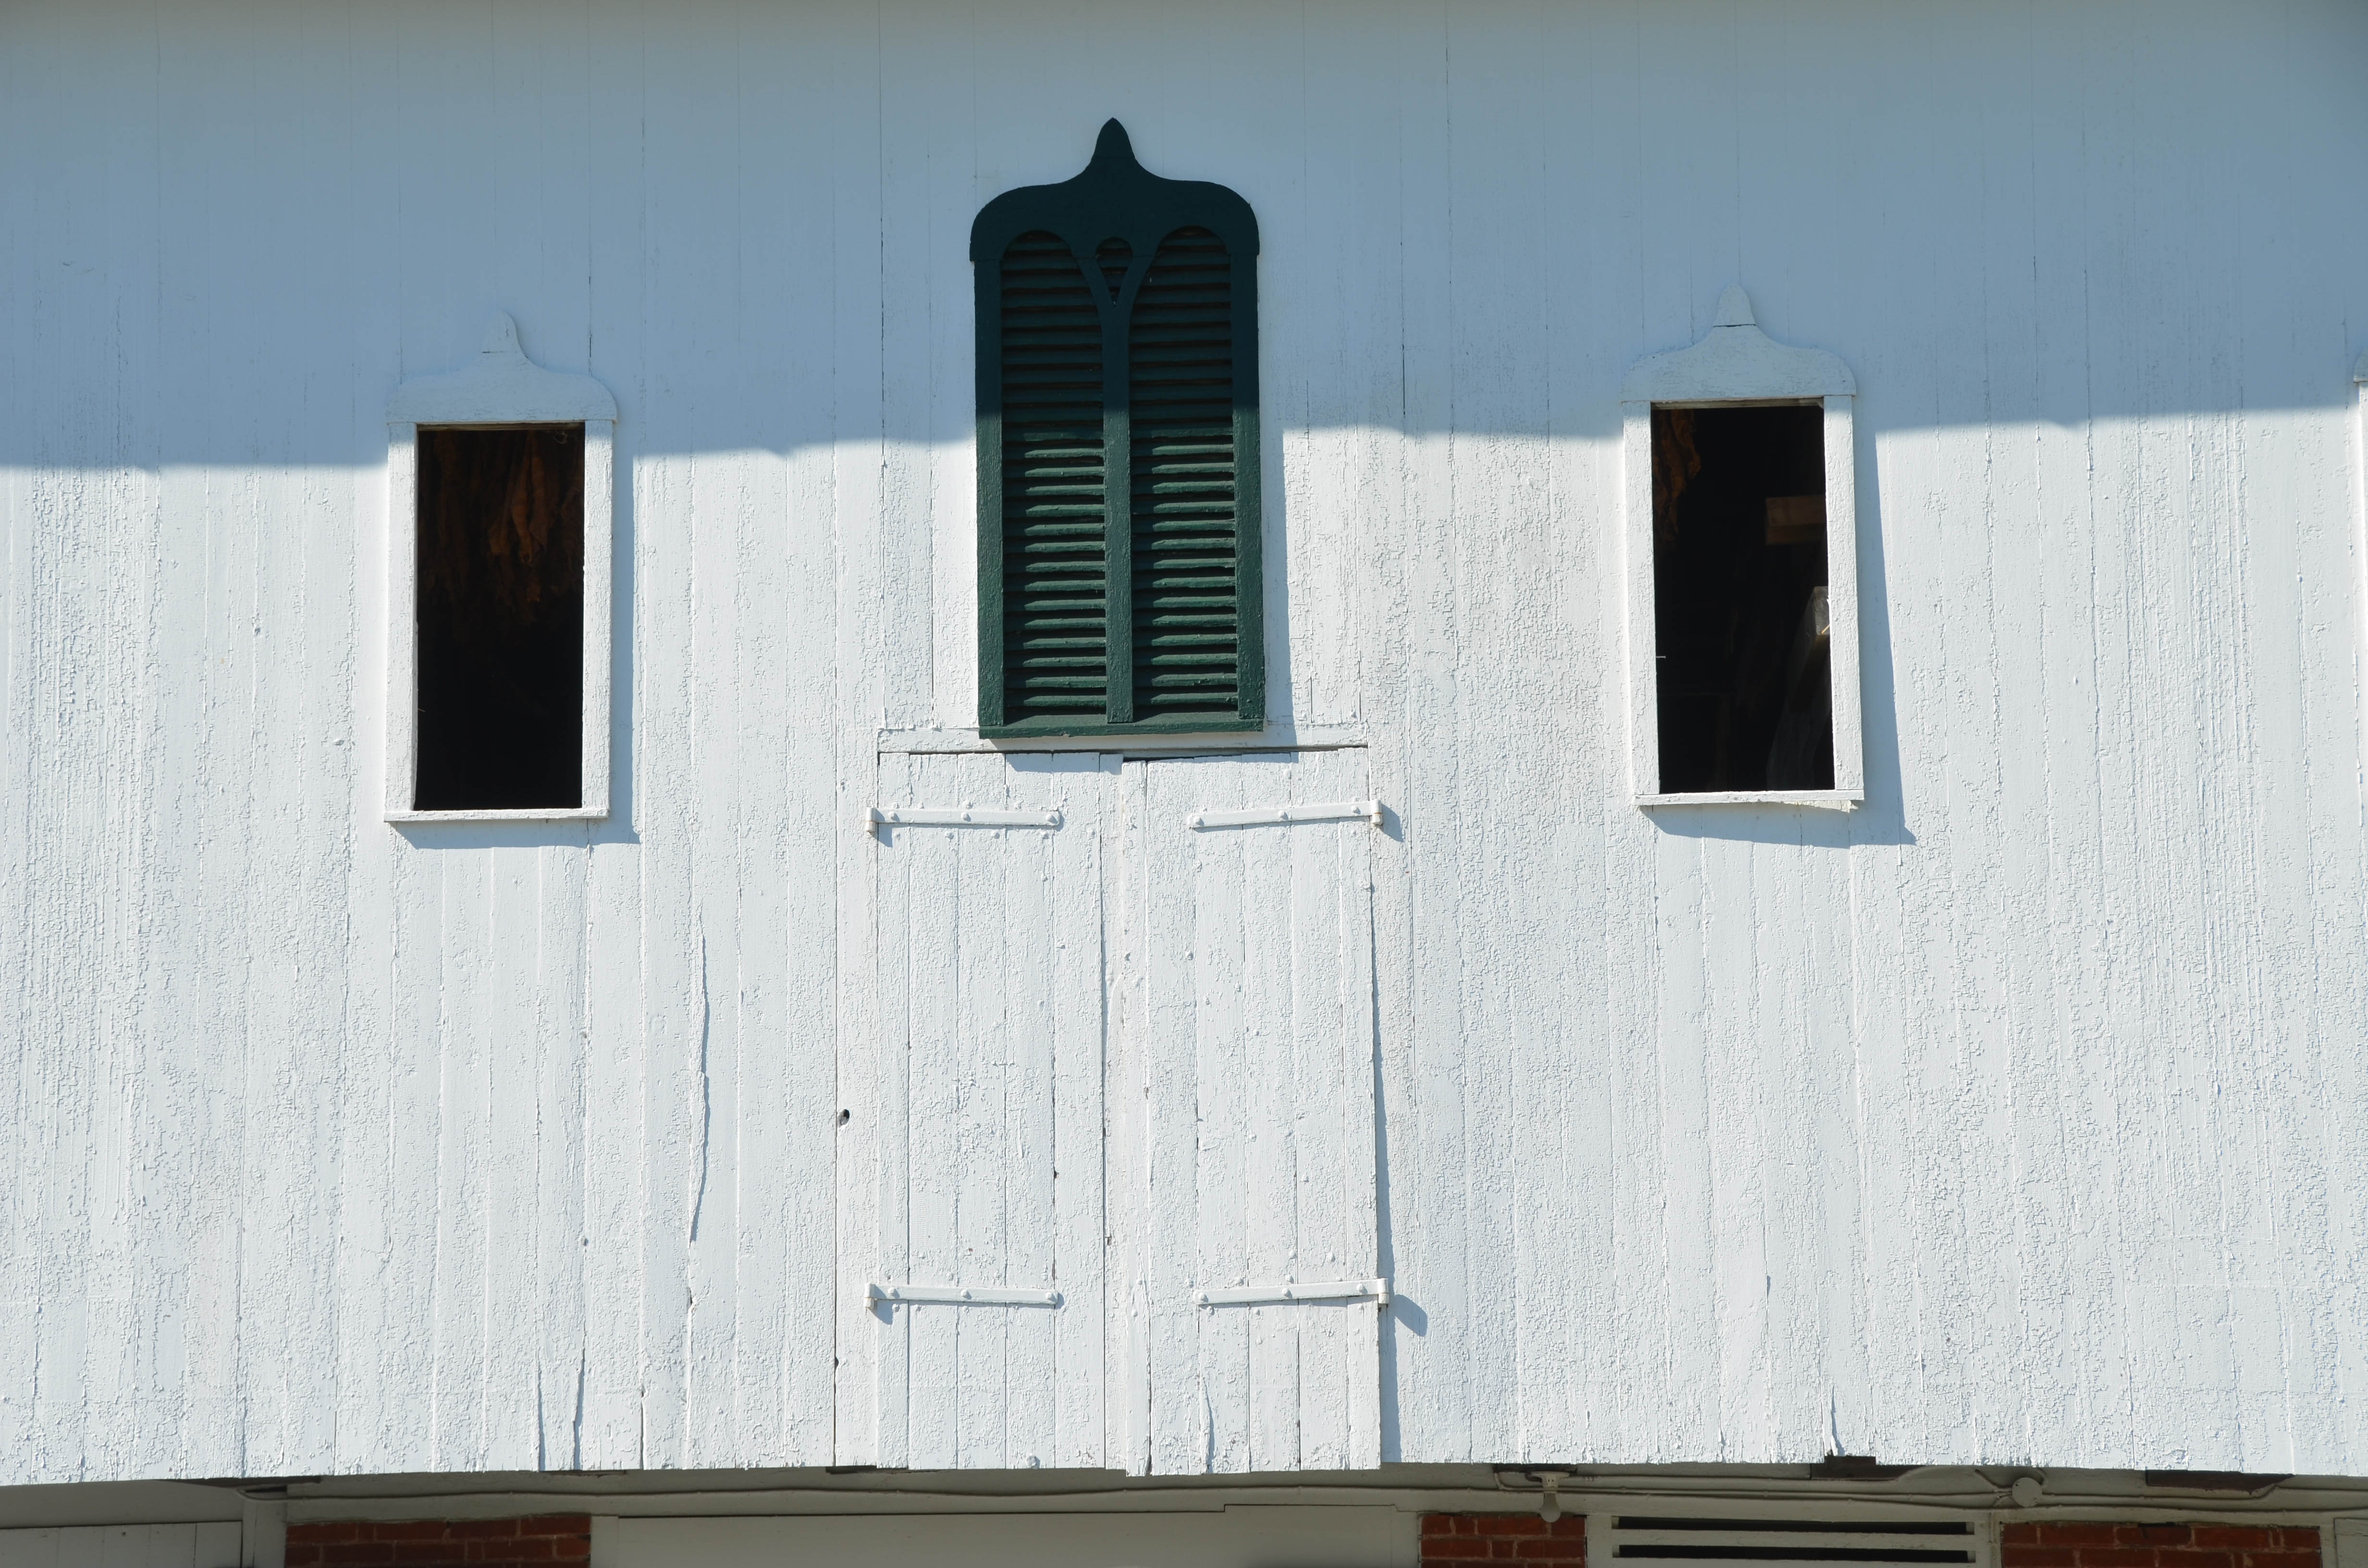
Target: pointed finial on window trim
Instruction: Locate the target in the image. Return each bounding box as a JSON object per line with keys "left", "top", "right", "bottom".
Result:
{"left": 481, "top": 311, "right": 525, "bottom": 361}
{"left": 1620, "top": 285, "right": 1852, "bottom": 401}
{"left": 389, "top": 310, "right": 615, "bottom": 424}
{"left": 1092, "top": 118, "right": 1136, "bottom": 169}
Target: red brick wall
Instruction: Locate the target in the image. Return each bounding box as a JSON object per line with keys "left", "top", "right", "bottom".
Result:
{"left": 2001, "top": 1522, "right": 2321, "bottom": 1568}
{"left": 284, "top": 1515, "right": 592, "bottom": 1568}
{"left": 1421, "top": 1513, "right": 1587, "bottom": 1568}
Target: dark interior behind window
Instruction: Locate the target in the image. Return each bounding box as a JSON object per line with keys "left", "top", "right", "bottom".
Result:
{"left": 1652, "top": 404, "right": 1833, "bottom": 794}
{"left": 415, "top": 425, "right": 585, "bottom": 811}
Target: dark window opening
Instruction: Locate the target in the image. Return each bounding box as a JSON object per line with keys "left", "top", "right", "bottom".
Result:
{"left": 414, "top": 424, "right": 585, "bottom": 810}
{"left": 1652, "top": 404, "right": 1832, "bottom": 793}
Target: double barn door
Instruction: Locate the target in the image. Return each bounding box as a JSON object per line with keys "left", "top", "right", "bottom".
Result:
{"left": 854, "top": 748, "right": 1380, "bottom": 1474}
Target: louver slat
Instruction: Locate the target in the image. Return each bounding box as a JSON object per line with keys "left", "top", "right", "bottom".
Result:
{"left": 1129, "top": 227, "right": 1238, "bottom": 723}
{"left": 1000, "top": 232, "right": 1107, "bottom": 720}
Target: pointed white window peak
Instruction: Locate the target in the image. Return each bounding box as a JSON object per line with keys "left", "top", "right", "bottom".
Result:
{"left": 479, "top": 310, "right": 525, "bottom": 359}
{"left": 387, "top": 311, "right": 618, "bottom": 426}
{"left": 1621, "top": 282, "right": 1854, "bottom": 404}
{"left": 2353, "top": 344, "right": 2368, "bottom": 383}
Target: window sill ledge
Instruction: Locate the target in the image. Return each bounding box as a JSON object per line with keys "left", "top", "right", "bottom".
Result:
{"left": 1636, "top": 790, "right": 1860, "bottom": 811}
{"left": 386, "top": 807, "right": 608, "bottom": 824}
{"left": 880, "top": 722, "right": 1366, "bottom": 756}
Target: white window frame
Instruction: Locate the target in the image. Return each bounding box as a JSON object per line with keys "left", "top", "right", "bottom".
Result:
{"left": 2355, "top": 350, "right": 2368, "bottom": 718}
{"left": 1618, "top": 286, "right": 1862, "bottom": 808}
{"left": 383, "top": 313, "right": 617, "bottom": 823}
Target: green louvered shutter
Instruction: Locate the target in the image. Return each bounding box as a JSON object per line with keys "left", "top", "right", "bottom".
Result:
{"left": 974, "top": 122, "right": 1262, "bottom": 738}
{"left": 998, "top": 232, "right": 1109, "bottom": 724}
{"left": 1130, "top": 227, "right": 1241, "bottom": 723}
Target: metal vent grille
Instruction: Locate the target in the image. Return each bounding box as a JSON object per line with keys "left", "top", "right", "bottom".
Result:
{"left": 1128, "top": 225, "right": 1238, "bottom": 723}
{"left": 1612, "top": 1520, "right": 1977, "bottom": 1568}
{"left": 998, "top": 230, "right": 1107, "bottom": 721}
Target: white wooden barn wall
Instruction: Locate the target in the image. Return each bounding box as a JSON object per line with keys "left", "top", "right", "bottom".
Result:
{"left": 3, "top": 0, "right": 2366, "bottom": 1485}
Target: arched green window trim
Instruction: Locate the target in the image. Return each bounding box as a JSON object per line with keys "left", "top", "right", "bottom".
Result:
{"left": 973, "top": 120, "right": 1264, "bottom": 737}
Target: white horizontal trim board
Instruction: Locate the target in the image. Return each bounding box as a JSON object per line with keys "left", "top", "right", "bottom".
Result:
{"left": 865, "top": 806, "right": 1063, "bottom": 828}
{"left": 1194, "top": 1277, "right": 1391, "bottom": 1307}
{"left": 383, "top": 807, "right": 607, "bottom": 824}
{"left": 1618, "top": 286, "right": 1863, "bottom": 808}
{"left": 382, "top": 313, "right": 616, "bottom": 822}
{"left": 0, "top": 1523, "right": 248, "bottom": 1567}
{"left": 1185, "top": 800, "right": 1382, "bottom": 829}
{"left": 865, "top": 1283, "right": 1063, "bottom": 1307}
{"left": 1634, "top": 791, "right": 1859, "bottom": 811}
{"left": 875, "top": 723, "right": 1369, "bottom": 755}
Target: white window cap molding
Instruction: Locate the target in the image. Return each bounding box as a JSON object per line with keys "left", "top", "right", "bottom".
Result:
{"left": 1616, "top": 285, "right": 1866, "bottom": 806}
{"left": 387, "top": 312, "right": 618, "bottom": 426}
{"left": 1621, "top": 285, "right": 1855, "bottom": 404}
{"left": 2353, "top": 346, "right": 2368, "bottom": 383}
{"left": 380, "top": 313, "right": 617, "bottom": 822}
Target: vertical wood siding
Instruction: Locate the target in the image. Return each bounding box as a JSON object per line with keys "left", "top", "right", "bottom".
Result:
{"left": 1129, "top": 749, "right": 1381, "bottom": 1473}
{"left": 2, "top": 0, "right": 2366, "bottom": 1482}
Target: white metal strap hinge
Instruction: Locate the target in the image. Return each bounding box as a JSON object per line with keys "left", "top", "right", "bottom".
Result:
{"left": 1184, "top": 799, "right": 1382, "bottom": 831}
{"left": 867, "top": 805, "right": 1062, "bottom": 829}
{"left": 866, "top": 1282, "right": 1063, "bottom": 1308}
{"left": 1193, "top": 1277, "right": 1391, "bottom": 1308}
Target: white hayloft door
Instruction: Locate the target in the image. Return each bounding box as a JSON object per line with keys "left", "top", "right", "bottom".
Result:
{"left": 863, "top": 751, "right": 1116, "bottom": 1469}
{"left": 1126, "top": 748, "right": 1383, "bottom": 1472}
{"left": 856, "top": 747, "right": 1382, "bottom": 1474}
